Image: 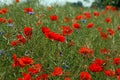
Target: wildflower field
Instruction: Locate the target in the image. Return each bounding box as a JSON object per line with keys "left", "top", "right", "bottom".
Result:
{"left": 0, "top": 0, "right": 120, "bottom": 80}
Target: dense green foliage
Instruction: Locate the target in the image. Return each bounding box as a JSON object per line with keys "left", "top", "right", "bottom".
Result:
{"left": 0, "top": 0, "right": 120, "bottom": 80}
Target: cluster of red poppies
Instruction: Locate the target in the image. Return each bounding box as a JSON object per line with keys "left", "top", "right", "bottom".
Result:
{"left": 42, "top": 27, "right": 65, "bottom": 42}
{"left": 2, "top": 2, "right": 120, "bottom": 80}
{"left": 10, "top": 27, "right": 32, "bottom": 46}
{"left": 12, "top": 54, "right": 72, "bottom": 80}
{"left": 0, "top": 8, "right": 8, "bottom": 14}
{"left": 0, "top": 18, "right": 13, "bottom": 24}
{"left": 12, "top": 54, "right": 49, "bottom": 80}
{"left": 77, "top": 45, "right": 120, "bottom": 80}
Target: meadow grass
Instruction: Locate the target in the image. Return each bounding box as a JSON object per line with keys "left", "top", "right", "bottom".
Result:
{"left": 0, "top": 1, "right": 120, "bottom": 80}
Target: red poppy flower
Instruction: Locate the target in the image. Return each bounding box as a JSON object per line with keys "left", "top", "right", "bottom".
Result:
{"left": 8, "top": 18, "right": 13, "bottom": 23}
{"left": 50, "top": 33, "right": 60, "bottom": 41}
{"left": 41, "top": 27, "right": 51, "bottom": 39}
{"left": 47, "top": 31, "right": 57, "bottom": 40}
{"left": 28, "top": 68, "right": 38, "bottom": 74}
{"left": 33, "top": 64, "right": 42, "bottom": 72}
{"left": 23, "top": 73, "right": 32, "bottom": 80}
{"left": 56, "top": 34, "right": 65, "bottom": 42}
{"left": 61, "top": 26, "right": 73, "bottom": 36}
{"left": 83, "top": 12, "right": 90, "bottom": 15}
{"left": 99, "top": 31, "right": 108, "bottom": 39}
{"left": 93, "top": 12, "right": 100, "bottom": 17}
{"left": 16, "top": 0, "right": 20, "bottom": 2}
{"left": 86, "top": 23, "right": 94, "bottom": 28}
{"left": 12, "top": 54, "right": 34, "bottom": 68}
{"left": 42, "top": 27, "right": 65, "bottom": 42}
{"left": 116, "top": 68, "right": 120, "bottom": 75}
{"left": 10, "top": 40, "right": 21, "bottom": 46}
{"left": 24, "top": 8, "right": 33, "bottom": 13}
{"left": 113, "top": 58, "right": 120, "bottom": 65}
{"left": 0, "top": 18, "right": 6, "bottom": 23}
{"left": 51, "top": 67, "right": 63, "bottom": 76}
{"left": 17, "top": 78, "right": 23, "bottom": 80}
{"left": 18, "top": 73, "right": 32, "bottom": 80}
{"left": 12, "top": 54, "right": 20, "bottom": 68}
{"left": 50, "top": 15, "right": 58, "bottom": 21}
{"left": 10, "top": 40, "right": 17, "bottom": 46}
{"left": 78, "top": 46, "right": 94, "bottom": 55}
{"left": 104, "top": 70, "right": 115, "bottom": 77}
{"left": 83, "top": 12, "right": 91, "bottom": 19}
{"left": 28, "top": 64, "right": 42, "bottom": 74}
{"left": 96, "top": 27, "right": 102, "bottom": 31}
{"left": 105, "top": 17, "right": 111, "bottom": 23}
{"left": 107, "top": 28, "right": 115, "bottom": 36}
{"left": 10, "top": 35, "right": 26, "bottom": 46}
{"left": 36, "top": 74, "right": 49, "bottom": 80}
{"left": 117, "top": 75, "right": 120, "bottom": 80}
{"left": 41, "top": 27, "right": 50, "bottom": 34}
{"left": 75, "top": 15, "right": 83, "bottom": 20}
{"left": 100, "top": 48, "right": 109, "bottom": 54}
{"left": 24, "top": 27, "right": 32, "bottom": 39}
{"left": 92, "top": 58, "right": 103, "bottom": 66}
{"left": 19, "top": 57, "right": 33, "bottom": 67}
{"left": 16, "top": 35, "right": 23, "bottom": 39}
{"left": 117, "top": 26, "right": 120, "bottom": 30}
{"left": 43, "top": 31, "right": 65, "bottom": 42}
{"left": 12, "top": 54, "right": 17, "bottom": 61}
{"left": 72, "top": 23, "right": 81, "bottom": 30}
{"left": 89, "top": 63, "right": 103, "bottom": 72}
{"left": 105, "top": 5, "right": 112, "bottom": 10}
{"left": 80, "top": 71, "right": 92, "bottom": 80}
{"left": 0, "top": 10, "right": 3, "bottom": 14}
{"left": 19, "top": 38, "right": 26, "bottom": 44}
{"left": 16, "top": 35, "right": 26, "bottom": 44}
{"left": 0, "top": 8, "right": 8, "bottom": 14}
{"left": 111, "top": 6, "right": 117, "bottom": 11}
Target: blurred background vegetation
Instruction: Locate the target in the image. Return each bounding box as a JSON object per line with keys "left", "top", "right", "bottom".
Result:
{"left": 92, "top": 0, "right": 120, "bottom": 8}
{"left": 71, "top": 0, "right": 120, "bottom": 9}
{"left": 0, "top": 0, "right": 120, "bottom": 9}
